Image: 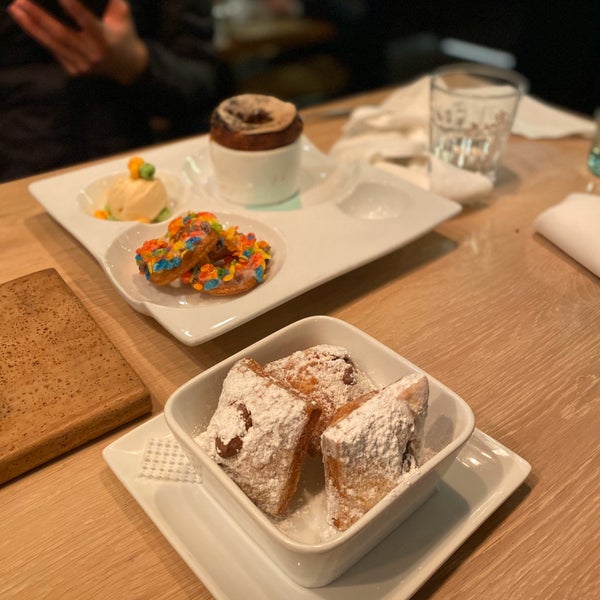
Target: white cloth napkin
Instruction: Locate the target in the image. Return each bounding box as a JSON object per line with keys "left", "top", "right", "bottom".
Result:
{"left": 330, "top": 75, "right": 595, "bottom": 203}
{"left": 513, "top": 96, "right": 595, "bottom": 139}
{"left": 533, "top": 193, "right": 600, "bottom": 278}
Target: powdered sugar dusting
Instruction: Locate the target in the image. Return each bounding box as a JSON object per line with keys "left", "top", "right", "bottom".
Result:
{"left": 265, "top": 344, "right": 374, "bottom": 406}
{"left": 192, "top": 348, "right": 431, "bottom": 538}
{"left": 271, "top": 454, "right": 339, "bottom": 543}
{"left": 321, "top": 373, "right": 429, "bottom": 529}
{"left": 195, "top": 358, "right": 315, "bottom": 516}
{"left": 326, "top": 391, "right": 414, "bottom": 476}
{"left": 264, "top": 344, "right": 376, "bottom": 454}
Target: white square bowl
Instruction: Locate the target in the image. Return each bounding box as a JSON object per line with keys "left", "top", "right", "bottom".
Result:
{"left": 164, "top": 316, "right": 475, "bottom": 587}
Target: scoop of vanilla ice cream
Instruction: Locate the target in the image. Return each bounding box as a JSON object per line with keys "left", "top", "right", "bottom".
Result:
{"left": 106, "top": 176, "right": 168, "bottom": 221}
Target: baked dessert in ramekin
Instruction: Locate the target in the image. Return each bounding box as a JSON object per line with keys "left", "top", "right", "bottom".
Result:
{"left": 209, "top": 94, "right": 304, "bottom": 206}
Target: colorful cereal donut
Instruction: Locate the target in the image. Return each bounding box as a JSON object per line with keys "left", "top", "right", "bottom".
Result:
{"left": 181, "top": 227, "right": 271, "bottom": 296}
{"left": 135, "top": 212, "right": 221, "bottom": 286}
{"left": 167, "top": 211, "right": 222, "bottom": 242}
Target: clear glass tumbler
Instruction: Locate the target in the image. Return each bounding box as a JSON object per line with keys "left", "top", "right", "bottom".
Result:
{"left": 429, "top": 63, "right": 529, "bottom": 183}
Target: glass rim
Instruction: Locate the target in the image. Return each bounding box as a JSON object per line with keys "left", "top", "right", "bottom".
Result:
{"left": 431, "top": 62, "right": 530, "bottom": 97}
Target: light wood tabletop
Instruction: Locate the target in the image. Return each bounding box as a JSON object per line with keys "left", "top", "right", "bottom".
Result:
{"left": 1, "top": 88, "right": 599, "bottom": 599}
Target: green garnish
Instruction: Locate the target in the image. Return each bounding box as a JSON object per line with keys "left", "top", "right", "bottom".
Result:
{"left": 139, "top": 163, "right": 156, "bottom": 180}
{"left": 155, "top": 206, "right": 172, "bottom": 222}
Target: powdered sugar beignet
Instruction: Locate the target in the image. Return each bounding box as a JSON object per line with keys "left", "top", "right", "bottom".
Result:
{"left": 195, "top": 358, "right": 321, "bottom": 517}
{"left": 321, "top": 373, "right": 429, "bottom": 530}
{"left": 264, "top": 344, "right": 376, "bottom": 455}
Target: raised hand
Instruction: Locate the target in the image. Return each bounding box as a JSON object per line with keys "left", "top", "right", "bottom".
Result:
{"left": 7, "top": 0, "right": 149, "bottom": 84}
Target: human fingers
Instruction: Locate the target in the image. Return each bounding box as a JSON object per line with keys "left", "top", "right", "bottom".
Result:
{"left": 57, "top": 0, "right": 108, "bottom": 64}
{"left": 8, "top": 0, "right": 75, "bottom": 46}
{"left": 102, "top": 0, "right": 134, "bottom": 28}
{"left": 84, "top": 0, "right": 149, "bottom": 84}
{"left": 8, "top": 0, "right": 82, "bottom": 72}
{"left": 58, "top": 0, "right": 105, "bottom": 38}
{"left": 8, "top": 0, "right": 103, "bottom": 75}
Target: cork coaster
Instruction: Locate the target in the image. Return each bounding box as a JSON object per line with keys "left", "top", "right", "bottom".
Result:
{"left": 0, "top": 268, "right": 152, "bottom": 484}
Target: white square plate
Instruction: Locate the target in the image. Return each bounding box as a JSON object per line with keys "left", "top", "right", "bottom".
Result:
{"left": 103, "top": 414, "right": 530, "bottom": 599}
{"left": 30, "top": 136, "right": 460, "bottom": 345}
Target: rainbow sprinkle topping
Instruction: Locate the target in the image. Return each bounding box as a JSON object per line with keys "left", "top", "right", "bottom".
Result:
{"left": 135, "top": 239, "right": 182, "bottom": 278}
{"left": 135, "top": 211, "right": 272, "bottom": 294}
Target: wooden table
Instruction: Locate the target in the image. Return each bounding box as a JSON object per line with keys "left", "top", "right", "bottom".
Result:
{"left": 1, "top": 89, "right": 599, "bottom": 599}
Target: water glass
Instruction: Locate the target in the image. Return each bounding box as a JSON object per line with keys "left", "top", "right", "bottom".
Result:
{"left": 587, "top": 107, "right": 600, "bottom": 177}
{"left": 429, "top": 63, "right": 528, "bottom": 183}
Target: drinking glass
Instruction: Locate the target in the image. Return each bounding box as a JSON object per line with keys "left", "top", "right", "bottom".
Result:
{"left": 587, "top": 107, "right": 600, "bottom": 177}
{"left": 429, "top": 63, "right": 529, "bottom": 183}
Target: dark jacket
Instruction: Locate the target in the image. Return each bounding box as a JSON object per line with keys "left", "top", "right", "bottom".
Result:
{"left": 0, "top": 0, "right": 228, "bottom": 182}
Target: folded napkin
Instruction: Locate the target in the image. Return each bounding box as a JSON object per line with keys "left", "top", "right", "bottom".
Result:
{"left": 513, "top": 96, "right": 595, "bottom": 139}
{"left": 330, "top": 75, "right": 595, "bottom": 203}
{"left": 534, "top": 193, "right": 600, "bottom": 278}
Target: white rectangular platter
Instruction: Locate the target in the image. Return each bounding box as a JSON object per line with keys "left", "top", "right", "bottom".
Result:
{"left": 30, "top": 136, "right": 461, "bottom": 345}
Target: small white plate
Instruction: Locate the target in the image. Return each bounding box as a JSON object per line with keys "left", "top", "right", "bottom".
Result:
{"left": 103, "top": 414, "right": 531, "bottom": 600}
{"left": 30, "top": 136, "right": 461, "bottom": 345}
{"left": 101, "top": 211, "right": 287, "bottom": 312}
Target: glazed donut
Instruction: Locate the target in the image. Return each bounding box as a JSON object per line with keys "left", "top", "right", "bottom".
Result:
{"left": 210, "top": 94, "right": 303, "bottom": 151}
{"left": 181, "top": 227, "right": 271, "bottom": 296}
{"left": 135, "top": 212, "right": 220, "bottom": 286}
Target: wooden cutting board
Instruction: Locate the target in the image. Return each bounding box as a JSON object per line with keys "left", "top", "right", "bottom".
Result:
{"left": 0, "top": 268, "right": 152, "bottom": 484}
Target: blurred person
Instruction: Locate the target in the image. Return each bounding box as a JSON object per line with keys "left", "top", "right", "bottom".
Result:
{"left": 1, "top": 0, "right": 230, "bottom": 182}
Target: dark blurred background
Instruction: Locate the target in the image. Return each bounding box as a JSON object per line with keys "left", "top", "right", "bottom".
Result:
{"left": 215, "top": 0, "right": 599, "bottom": 116}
